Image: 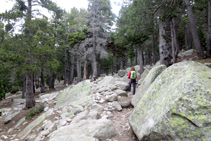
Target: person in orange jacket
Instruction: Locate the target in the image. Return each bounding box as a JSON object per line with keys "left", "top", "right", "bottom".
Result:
{"left": 128, "top": 67, "right": 137, "bottom": 95}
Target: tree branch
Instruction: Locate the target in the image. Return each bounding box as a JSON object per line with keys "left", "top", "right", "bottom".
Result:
{"left": 152, "top": 0, "right": 167, "bottom": 15}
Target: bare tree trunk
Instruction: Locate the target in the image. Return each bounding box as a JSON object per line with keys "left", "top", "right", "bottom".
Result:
{"left": 48, "top": 73, "right": 55, "bottom": 89}
{"left": 22, "top": 78, "right": 26, "bottom": 99}
{"left": 185, "top": 25, "right": 193, "bottom": 50}
{"left": 92, "top": 39, "right": 97, "bottom": 80}
{"left": 64, "top": 47, "right": 68, "bottom": 84}
{"left": 26, "top": 73, "right": 35, "bottom": 108}
{"left": 152, "top": 27, "right": 156, "bottom": 64}
{"left": 69, "top": 51, "right": 74, "bottom": 84}
{"left": 207, "top": 2, "right": 211, "bottom": 57}
{"left": 185, "top": 0, "right": 204, "bottom": 59}
{"left": 83, "top": 58, "right": 88, "bottom": 80}
{"left": 138, "top": 45, "right": 144, "bottom": 74}
{"left": 113, "top": 58, "right": 117, "bottom": 73}
{"left": 76, "top": 54, "right": 81, "bottom": 83}
{"left": 159, "top": 19, "right": 171, "bottom": 67}
{"left": 170, "top": 18, "right": 179, "bottom": 64}
{"left": 135, "top": 47, "right": 138, "bottom": 65}
{"left": 120, "top": 57, "right": 124, "bottom": 69}
{"left": 111, "top": 62, "right": 114, "bottom": 75}
{"left": 40, "top": 68, "right": 45, "bottom": 93}
{"left": 97, "top": 55, "right": 101, "bottom": 77}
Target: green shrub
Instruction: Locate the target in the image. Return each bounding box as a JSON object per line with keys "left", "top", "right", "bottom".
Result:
{"left": 0, "top": 80, "right": 7, "bottom": 101}
{"left": 25, "top": 104, "right": 45, "bottom": 120}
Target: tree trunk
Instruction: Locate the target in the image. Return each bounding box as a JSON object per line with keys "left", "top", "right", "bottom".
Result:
{"left": 159, "top": 19, "right": 171, "bottom": 67}
{"left": 25, "top": 73, "right": 35, "bottom": 108}
{"left": 120, "top": 57, "right": 124, "bottom": 69}
{"left": 83, "top": 58, "right": 88, "bottom": 80}
{"left": 135, "top": 47, "right": 138, "bottom": 65}
{"left": 69, "top": 51, "right": 74, "bottom": 84}
{"left": 185, "top": 0, "right": 204, "bottom": 59}
{"left": 40, "top": 68, "right": 46, "bottom": 93}
{"left": 64, "top": 46, "right": 68, "bottom": 84}
{"left": 22, "top": 78, "right": 26, "bottom": 99}
{"left": 25, "top": 0, "right": 35, "bottom": 109}
{"left": 76, "top": 54, "right": 81, "bottom": 83}
{"left": 170, "top": 18, "right": 179, "bottom": 64}
{"left": 97, "top": 55, "right": 101, "bottom": 77}
{"left": 48, "top": 73, "right": 55, "bottom": 89}
{"left": 113, "top": 58, "right": 117, "bottom": 73}
{"left": 152, "top": 19, "right": 156, "bottom": 64}
{"left": 185, "top": 25, "right": 193, "bottom": 50}
{"left": 92, "top": 38, "right": 97, "bottom": 80}
{"left": 138, "top": 45, "right": 144, "bottom": 74}
{"left": 207, "top": 2, "right": 211, "bottom": 57}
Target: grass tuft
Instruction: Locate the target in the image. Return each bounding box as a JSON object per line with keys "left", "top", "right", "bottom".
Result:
{"left": 25, "top": 104, "right": 45, "bottom": 120}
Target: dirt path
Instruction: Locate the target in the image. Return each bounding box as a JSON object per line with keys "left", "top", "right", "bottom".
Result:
{"left": 98, "top": 94, "right": 138, "bottom": 141}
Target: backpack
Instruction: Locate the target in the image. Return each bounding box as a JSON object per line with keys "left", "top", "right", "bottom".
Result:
{"left": 130, "top": 71, "right": 136, "bottom": 79}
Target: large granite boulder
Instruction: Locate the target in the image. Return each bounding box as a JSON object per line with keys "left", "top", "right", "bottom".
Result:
{"left": 178, "top": 49, "right": 196, "bottom": 58}
{"left": 115, "top": 81, "right": 129, "bottom": 91}
{"left": 131, "top": 65, "right": 166, "bottom": 106}
{"left": 56, "top": 80, "right": 91, "bottom": 107}
{"left": 50, "top": 118, "right": 116, "bottom": 140}
{"left": 118, "top": 70, "right": 126, "bottom": 77}
{"left": 97, "top": 76, "right": 115, "bottom": 87}
{"left": 18, "top": 109, "right": 54, "bottom": 140}
{"left": 129, "top": 61, "right": 211, "bottom": 140}
{"left": 137, "top": 69, "right": 150, "bottom": 85}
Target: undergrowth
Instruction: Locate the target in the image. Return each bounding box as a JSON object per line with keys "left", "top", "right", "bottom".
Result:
{"left": 25, "top": 104, "right": 45, "bottom": 120}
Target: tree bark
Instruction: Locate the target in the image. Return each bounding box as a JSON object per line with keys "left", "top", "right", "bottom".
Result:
{"left": 76, "top": 54, "right": 81, "bottom": 83}
{"left": 152, "top": 27, "right": 156, "bottom": 64}
{"left": 83, "top": 58, "right": 88, "bottom": 80}
{"left": 207, "top": 2, "right": 211, "bottom": 57}
{"left": 159, "top": 18, "right": 171, "bottom": 67}
{"left": 97, "top": 55, "right": 101, "bottom": 77}
{"left": 69, "top": 50, "right": 75, "bottom": 84}
{"left": 170, "top": 18, "right": 179, "bottom": 64}
{"left": 185, "top": 25, "right": 193, "bottom": 50}
{"left": 135, "top": 47, "right": 138, "bottom": 65}
{"left": 92, "top": 37, "right": 98, "bottom": 80}
{"left": 22, "top": 78, "right": 26, "bottom": 99}
{"left": 64, "top": 46, "right": 68, "bottom": 84}
{"left": 185, "top": 0, "right": 204, "bottom": 59}
{"left": 138, "top": 45, "right": 144, "bottom": 74}
{"left": 40, "top": 68, "right": 46, "bottom": 93}
{"left": 25, "top": 73, "right": 35, "bottom": 108}
{"left": 48, "top": 73, "right": 55, "bottom": 89}
{"left": 120, "top": 57, "right": 124, "bottom": 69}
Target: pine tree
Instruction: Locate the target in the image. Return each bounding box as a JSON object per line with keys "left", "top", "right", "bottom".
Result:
{"left": 85, "top": 0, "right": 113, "bottom": 79}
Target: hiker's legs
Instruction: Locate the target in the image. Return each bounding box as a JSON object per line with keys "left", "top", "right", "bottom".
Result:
{"left": 128, "top": 79, "right": 132, "bottom": 92}
{"left": 132, "top": 79, "right": 136, "bottom": 95}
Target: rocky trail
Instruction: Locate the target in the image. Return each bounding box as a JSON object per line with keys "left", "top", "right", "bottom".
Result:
{"left": 0, "top": 75, "right": 139, "bottom": 141}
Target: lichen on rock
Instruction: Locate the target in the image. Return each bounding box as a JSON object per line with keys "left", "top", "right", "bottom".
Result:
{"left": 129, "top": 61, "right": 211, "bottom": 140}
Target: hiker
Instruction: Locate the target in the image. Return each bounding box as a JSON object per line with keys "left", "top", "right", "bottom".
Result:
{"left": 128, "top": 67, "right": 137, "bottom": 95}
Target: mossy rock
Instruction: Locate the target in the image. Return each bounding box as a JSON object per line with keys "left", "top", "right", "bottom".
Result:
{"left": 56, "top": 80, "right": 91, "bottom": 108}
{"left": 129, "top": 61, "right": 211, "bottom": 140}
{"left": 131, "top": 65, "right": 166, "bottom": 107}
